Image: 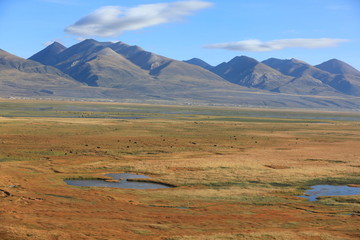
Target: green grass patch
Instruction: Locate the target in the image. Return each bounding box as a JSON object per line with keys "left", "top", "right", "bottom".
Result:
{"left": 302, "top": 177, "right": 360, "bottom": 188}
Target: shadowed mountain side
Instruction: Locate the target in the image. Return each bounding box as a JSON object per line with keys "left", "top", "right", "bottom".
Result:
{"left": 150, "top": 61, "right": 230, "bottom": 89}
{"left": 0, "top": 49, "right": 100, "bottom": 98}
{"left": 0, "top": 49, "right": 152, "bottom": 99}
{"left": 263, "top": 58, "right": 360, "bottom": 96}
{"left": 272, "top": 76, "right": 340, "bottom": 95}
{"left": 29, "top": 39, "right": 236, "bottom": 94}
{"left": 1, "top": 49, "right": 63, "bottom": 76}
{"left": 260, "top": 58, "right": 338, "bottom": 95}
{"left": 183, "top": 58, "right": 214, "bottom": 70}
{"left": 110, "top": 42, "right": 171, "bottom": 70}
{"left": 262, "top": 58, "right": 310, "bottom": 77}
{"left": 59, "top": 47, "right": 152, "bottom": 88}
{"left": 29, "top": 42, "right": 67, "bottom": 66}
{"left": 315, "top": 59, "right": 360, "bottom": 76}
{"left": 0, "top": 49, "right": 79, "bottom": 86}
{"left": 211, "top": 56, "right": 293, "bottom": 91}
{"left": 262, "top": 58, "right": 334, "bottom": 85}
{"left": 329, "top": 74, "right": 360, "bottom": 96}
{"left": 315, "top": 59, "right": 360, "bottom": 96}
{"left": 49, "top": 39, "right": 112, "bottom": 72}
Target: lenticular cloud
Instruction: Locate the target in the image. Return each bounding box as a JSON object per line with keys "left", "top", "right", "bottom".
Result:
{"left": 65, "top": 0, "right": 213, "bottom": 37}
{"left": 204, "top": 38, "right": 350, "bottom": 52}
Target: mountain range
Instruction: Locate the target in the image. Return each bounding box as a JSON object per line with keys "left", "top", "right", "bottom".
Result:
{"left": 186, "top": 56, "right": 360, "bottom": 96}
{"left": 1, "top": 39, "right": 360, "bottom": 109}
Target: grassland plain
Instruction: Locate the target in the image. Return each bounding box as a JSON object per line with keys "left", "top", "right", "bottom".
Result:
{"left": 0, "top": 99, "right": 359, "bottom": 239}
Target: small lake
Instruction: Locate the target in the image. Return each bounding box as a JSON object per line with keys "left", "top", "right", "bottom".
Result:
{"left": 64, "top": 173, "right": 172, "bottom": 189}
{"left": 298, "top": 185, "right": 360, "bottom": 201}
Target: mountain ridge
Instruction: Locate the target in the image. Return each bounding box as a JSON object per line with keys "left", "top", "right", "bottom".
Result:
{"left": 246, "top": 57, "right": 359, "bottom": 96}
{"left": 1, "top": 39, "right": 360, "bottom": 109}
{"left": 29, "top": 39, "right": 233, "bottom": 94}
{"left": 185, "top": 55, "right": 359, "bottom": 96}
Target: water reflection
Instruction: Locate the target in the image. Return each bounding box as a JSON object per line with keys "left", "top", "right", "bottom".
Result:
{"left": 65, "top": 173, "right": 172, "bottom": 189}
{"left": 298, "top": 185, "right": 360, "bottom": 201}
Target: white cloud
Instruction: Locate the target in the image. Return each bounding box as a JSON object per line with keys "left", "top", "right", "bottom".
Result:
{"left": 65, "top": 0, "right": 213, "bottom": 37}
{"left": 204, "top": 38, "right": 350, "bottom": 52}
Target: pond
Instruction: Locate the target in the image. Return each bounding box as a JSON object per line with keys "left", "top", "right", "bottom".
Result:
{"left": 64, "top": 173, "right": 172, "bottom": 189}
{"left": 298, "top": 185, "right": 360, "bottom": 201}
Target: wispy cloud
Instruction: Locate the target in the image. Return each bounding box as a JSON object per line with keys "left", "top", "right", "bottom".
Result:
{"left": 204, "top": 38, "right": 350, "bottom": 52}
{"left": 65, "top": 0, "right": 213, "bottom": 38}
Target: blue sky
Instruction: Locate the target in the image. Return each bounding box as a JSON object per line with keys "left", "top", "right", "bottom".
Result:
{"left": 1, "top": 0, "right": 359, "bottom": 69}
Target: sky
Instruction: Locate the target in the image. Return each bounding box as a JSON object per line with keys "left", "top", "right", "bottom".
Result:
{"left": 1, "top": 0, "right": 359, "bottom": 70}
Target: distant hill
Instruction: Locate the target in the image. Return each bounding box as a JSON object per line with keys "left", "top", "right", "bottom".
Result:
{"left": 183, "top": 58, "right": 214, "bottom": 70}
{"left": 110, "top": 41, "right": 171, "bottom": 71}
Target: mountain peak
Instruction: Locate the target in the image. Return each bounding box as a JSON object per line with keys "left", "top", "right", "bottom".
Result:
{"left": 96, "top": 47, "right": 120, "bottom": 57}
{"left": 183, "top": 58, "right": 213, "bottom": 70}
{"left": 81, "top": 39, "right": 99, "bottom": 45}
{"left": 315, "top": 59, "right": 360, "bottom": 76}
{"left": 111, "top": 43, "right": 144, "bottom": 58}
{"left": 49, "top": 41, "right": 66, "bottom": 49}
{"left": 70, "top": 39, "right": 113, "bottom": 50}
{"left": 225, "top": 56, "right": 259, "bottom": 70}
{"left": 56, "top": 39, "right": 112, "bottom": 62}
{"left": 29, "top": 41, "right": 67, "bottom": 65}
{"left": 262, "top": 58, "right": 312, "bottom": 77}
{"left": 211, "top": 55, "right": 274, "bottom": 86}
{"left": 263, "top": 58, "right": 309, "bottom": 66}
{"left": 290, "top": 58, "right": 308, "bottom": 64}
{"left": 231, "top": 56, "right": 259, "bottom": 63}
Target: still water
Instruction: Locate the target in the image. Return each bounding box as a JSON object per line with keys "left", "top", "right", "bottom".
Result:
{"left": 298, "top": 185, "right": 360, "bottom": 201}
{"left": 64, "top": 173, "right": 172, "bottom": 189}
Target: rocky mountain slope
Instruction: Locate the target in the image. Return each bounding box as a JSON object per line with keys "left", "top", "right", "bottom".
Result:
{"left": 261, "top": 58, "right": 340, "bottom": 95}
{"left": 211, "top": 56, "right": 293, "bottom": 91}
{"left": 187, "top": 56, "right": 360, "bottom": 97}
{"left": 315, "top": 59, "right": 360, "bottom": 96}
{"left": 29, "top": 39, "right": 233, "bottom": 95}
{"left": 0, "top": 49, "right": 83, "bottom": 96}
{"left": 29, "top": 41, "right": 66, "bottom": 66}
{"left": 184, "top": 58, "right": 214, "bottom": 70}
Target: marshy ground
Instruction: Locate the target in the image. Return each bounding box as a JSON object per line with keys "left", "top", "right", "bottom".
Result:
{"left": 0, "top": 100, "right": 359, "bottom": 239}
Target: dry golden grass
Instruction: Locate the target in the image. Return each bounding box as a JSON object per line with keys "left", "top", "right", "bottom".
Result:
{"left": 0, "top": 101, "right": 359, "bottom": 239}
